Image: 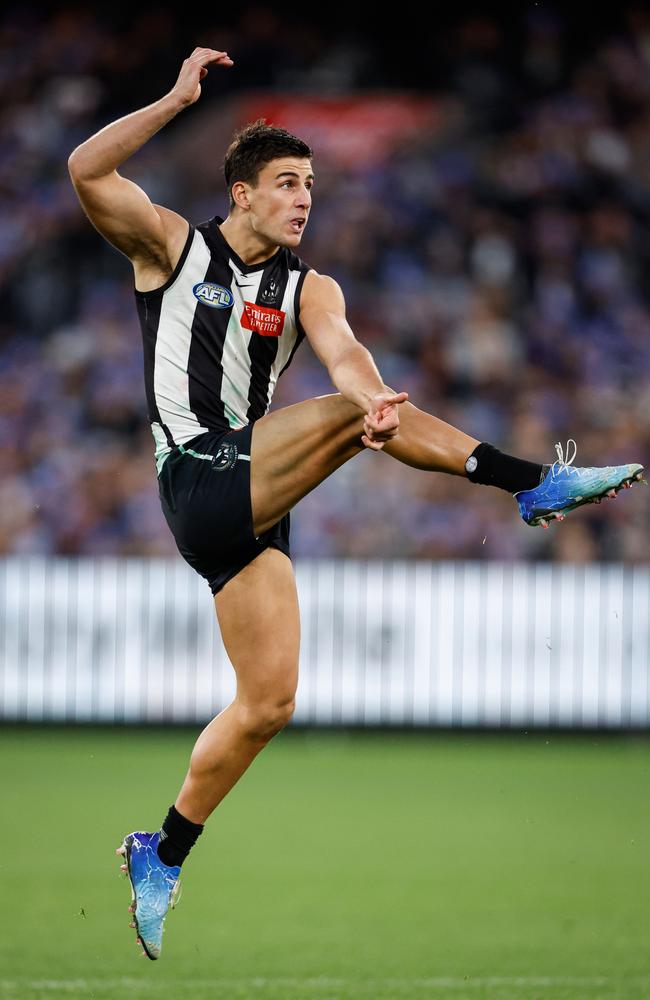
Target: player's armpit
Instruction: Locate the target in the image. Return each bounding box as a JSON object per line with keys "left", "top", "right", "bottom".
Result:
{"left": 68, "top": 168, "right": 188, "bottom": 268}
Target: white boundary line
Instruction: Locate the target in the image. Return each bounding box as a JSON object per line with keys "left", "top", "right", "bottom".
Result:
{"left": 1, "top": 976, "right": 648, "bottom": 991}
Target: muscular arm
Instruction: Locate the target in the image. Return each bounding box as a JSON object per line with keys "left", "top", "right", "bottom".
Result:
{"left": 299, "top": 270, "right": 408, "bottom": 448}
{"left": 300, "top": 271, "right": 387, "bottom": 408}
{"left": 67, "top": 47, "right": 233, "bottom": 271}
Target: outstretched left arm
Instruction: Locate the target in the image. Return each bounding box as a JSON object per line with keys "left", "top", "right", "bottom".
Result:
{"left": 299, "top": 270, "right": 408, "bottom": 449}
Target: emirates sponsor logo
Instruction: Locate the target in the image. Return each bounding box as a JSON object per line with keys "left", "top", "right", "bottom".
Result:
{"left": 241, "top": 301, "right": 285, "bottom": 337}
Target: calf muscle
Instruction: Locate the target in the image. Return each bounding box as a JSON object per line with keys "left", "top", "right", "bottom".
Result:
{"left": 383, "top": 402, "right": 479, "bottom": 475}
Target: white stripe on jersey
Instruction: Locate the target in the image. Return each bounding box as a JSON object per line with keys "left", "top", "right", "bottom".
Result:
{"left": 220, "top": 262, "right": 259, "bottom": 429}
{"left": 153, "top": 230, "right": 211, "bottom": 455}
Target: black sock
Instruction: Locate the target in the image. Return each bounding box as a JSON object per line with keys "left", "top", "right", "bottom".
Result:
{"left": 464, "top": 442, "right": 547, "bottom": 494}
{"left": 157, "top": 805, "right": 204, "bottom": 868}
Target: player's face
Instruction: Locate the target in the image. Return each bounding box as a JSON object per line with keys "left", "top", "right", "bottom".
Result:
{"left": 246, "top": 158, "right": 313, "bottom": 248}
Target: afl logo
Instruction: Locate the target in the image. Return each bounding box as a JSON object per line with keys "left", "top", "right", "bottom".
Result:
{"left": 193, "top": 282, "right": 234, "bottom": 309}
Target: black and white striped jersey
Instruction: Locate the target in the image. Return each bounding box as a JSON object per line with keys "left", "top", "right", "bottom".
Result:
{"left": 135, "top": 215, "right": 311, "bottom": 472}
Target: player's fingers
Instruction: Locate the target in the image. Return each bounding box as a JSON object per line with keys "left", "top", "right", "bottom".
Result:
{"left": 189, "top": 47, "right": 229, "bottom": 58}
{"left": 370, "top": 412, "right": 399, "bottom": 433}
{"left": 365, "top": 422, "right": 396, "bottom": 444}
{"left": 362, "top": 434, "right": 384, "bottom": 451}
{"left": 190, "top": 49, "right": 233, "bottom": 64}
{"left": 182, "top": 54, "right": 233, "bottom": 77}
{"left": 376, "top": 391, "right": 408, "bottom": 407}
{"left": 362, "top": 420, "right": 389, "bottom": 444}
{"left": 367, "top": 394, "right": 407, "bottom": 425}
{"left": 200, "top": 56, "right": 234, "bottom": 70}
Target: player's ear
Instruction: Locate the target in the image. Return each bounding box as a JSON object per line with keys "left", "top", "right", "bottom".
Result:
{"left": 231, "top": 181, "right": 250, "bottom": 211}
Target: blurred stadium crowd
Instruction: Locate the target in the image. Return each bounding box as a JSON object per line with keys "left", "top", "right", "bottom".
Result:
{"left": 1, "top": 5, "right": 649, "bottom": 563}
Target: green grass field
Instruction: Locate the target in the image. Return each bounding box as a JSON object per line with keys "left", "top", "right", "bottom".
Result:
{"left": 1, "top": 727, "right": 649, "bottom": 1000}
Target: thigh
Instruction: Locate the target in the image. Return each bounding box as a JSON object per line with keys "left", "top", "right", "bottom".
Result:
{"left": 215, "top": 547, "right": 300, "bottom": 705}
{"left": 251, "top": 393, "right": 365, "bottom": 535}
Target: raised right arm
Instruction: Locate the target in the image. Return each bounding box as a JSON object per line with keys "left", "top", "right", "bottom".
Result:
{"left": 67, "top": 47, "right": 233, "bottom": 274}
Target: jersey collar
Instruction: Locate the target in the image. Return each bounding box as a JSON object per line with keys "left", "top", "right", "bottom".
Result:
{"left": 212, "top": 216, "right": 283, "bottom": 273}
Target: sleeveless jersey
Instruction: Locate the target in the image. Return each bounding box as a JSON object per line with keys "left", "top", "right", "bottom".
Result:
{"left": 135, "top": 215, "right": 311, "bottom": 472}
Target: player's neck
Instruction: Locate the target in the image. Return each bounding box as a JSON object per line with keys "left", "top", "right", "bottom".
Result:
{"left": 219, "top": 216, "right": 280, "bottom": 267}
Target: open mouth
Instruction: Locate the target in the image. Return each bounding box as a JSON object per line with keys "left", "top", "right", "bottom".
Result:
{"left": 289, "top": 218, "right": 306, "bottom": 233}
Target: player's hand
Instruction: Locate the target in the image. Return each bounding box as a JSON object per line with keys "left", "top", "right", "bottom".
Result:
{"left": 170, "top": 47, "right": 234, "bottom": 108}
{"left": 362, "top": 391, "right": 409, "bottom": 450}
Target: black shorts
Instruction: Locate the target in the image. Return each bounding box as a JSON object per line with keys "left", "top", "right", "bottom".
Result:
{"left": 158, "top": 423, "right": 290, "bottom": 595}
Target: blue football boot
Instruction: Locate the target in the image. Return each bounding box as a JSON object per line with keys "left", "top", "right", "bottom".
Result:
{"left": 117, "top": 831, "right": 181, "bottom": 960}
{"left": 515, "top": 439, "right": 645, "bottom": 528}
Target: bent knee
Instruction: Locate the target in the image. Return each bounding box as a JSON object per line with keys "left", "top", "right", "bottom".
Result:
{"left": 236, "top": 697, "right": 296, "bottom": 741}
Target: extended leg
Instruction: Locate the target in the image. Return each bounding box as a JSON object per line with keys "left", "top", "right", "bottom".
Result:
{"left": 250, "top": 393, "right": 479, "bottom": 535}
{"left": 249, "top": 392, "right": 644, "bottom": 536}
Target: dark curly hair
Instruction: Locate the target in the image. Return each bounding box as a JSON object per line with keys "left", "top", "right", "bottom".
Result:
{"left": 223, "top": 119, "right": 313, "bottom": 209}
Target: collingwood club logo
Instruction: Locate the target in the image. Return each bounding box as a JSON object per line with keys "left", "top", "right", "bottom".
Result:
{"left": 211, "top": 443, "right": 238, "bottom": 472}
{"left": 193, "top": 282, "right": 234, "bottom": 308}
{"left": 260, "top": 277, "right": 280, "bottom": 304}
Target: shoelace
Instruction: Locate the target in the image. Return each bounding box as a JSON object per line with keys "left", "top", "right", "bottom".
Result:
{"left": 550, "top": 438, "right": 578, "bottom": 478}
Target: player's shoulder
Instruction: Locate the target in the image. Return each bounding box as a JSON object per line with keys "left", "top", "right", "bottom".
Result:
{"left": 300, "top": 269, "right": 345, "bottom": 308}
